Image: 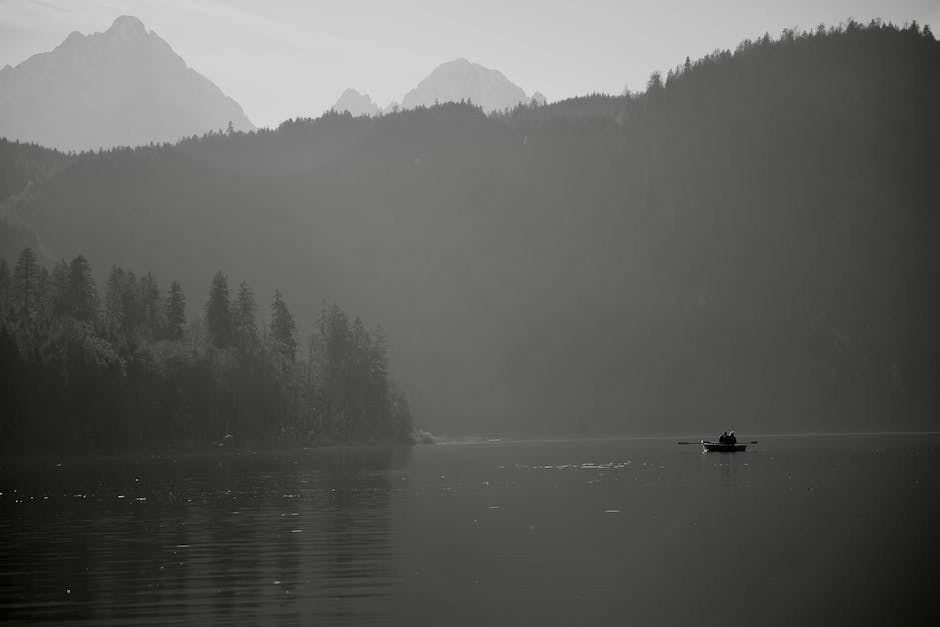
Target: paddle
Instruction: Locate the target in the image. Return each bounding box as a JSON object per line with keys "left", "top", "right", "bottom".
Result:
{"left": 676, "top": 440, "right": 759, "bottom": 445}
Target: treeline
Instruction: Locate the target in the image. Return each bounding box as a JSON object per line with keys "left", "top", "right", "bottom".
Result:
{"left": 0, "top": 138, "right": 73, "bottom": 203}
{"left": 0, "top": 248, "right": 412, "bottom": 456}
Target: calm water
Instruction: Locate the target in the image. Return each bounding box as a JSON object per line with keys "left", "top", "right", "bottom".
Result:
{"left": 2, "top": 434, "right": 939, "bottom": 626}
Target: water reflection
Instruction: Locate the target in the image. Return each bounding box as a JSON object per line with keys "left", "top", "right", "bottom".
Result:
{"left": 709, "top": 447, "right": 742, "bottom": 489}
{"left": 0, "top": 447, "right": 410, "bottom": 625}
{"left": 3, "top": 437, "right": 939, "bottom": 626}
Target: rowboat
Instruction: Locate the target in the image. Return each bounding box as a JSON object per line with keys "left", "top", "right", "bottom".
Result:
{"left": 701, "top": 440, "right": 746, "bottom": 452}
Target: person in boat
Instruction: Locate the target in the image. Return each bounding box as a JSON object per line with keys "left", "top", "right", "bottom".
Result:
{"left": 718, "top": 431, "right": 729, "bottom": 444}
{"left": 727, "top": 430, "right": 737, "bottom": 445}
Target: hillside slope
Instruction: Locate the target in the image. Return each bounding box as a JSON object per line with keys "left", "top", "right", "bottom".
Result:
{"left": 3, "top": 22, "right": 938, "bottom": 435}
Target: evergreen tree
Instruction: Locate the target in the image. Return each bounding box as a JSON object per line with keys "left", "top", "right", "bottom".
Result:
{"left": 66, "top": 254, "right": 97, "bottom": 323}
{"left": 315, "top": 302, "right": 353, "bottom": 435}
{"left": 232, "top": 280, "right": 258, "bottom": 348}
{"left": 205, "top": 271, "right": 232, "bottom": 348}
{"left": 321, "top": 303, "right": 351, "bottom": 376}
{"left": 120, "top": 271, "right": 144, "bottom": 335}
{"left": 49, "top": 259, "right": 69, "bottom": 317}
{"left": 104, "top": 265, "right": 126, "bottom": 339}
{"left": 165, "top": 281, "right": 186, "bottom": 340}
{"left": 12, "top": 247, "right": 39, "bottom": 321}
{"left": 370, "top": 324, "right": 389, "bottom": 378}
{"left": 270, "top": 290, "right": 296, "bottom": 363}
{"left": 34, "top": 266, "right": 51, "bottom": 324}
{"left": 140, "top": 272, "right": 162, "bottom": 339}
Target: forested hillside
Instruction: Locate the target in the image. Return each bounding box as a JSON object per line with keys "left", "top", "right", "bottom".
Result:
{"left": 0, "top": 248, "right": 412, "bottom": 455}
{"left": 2, "top": 21, "right": 937, "bottom": 436}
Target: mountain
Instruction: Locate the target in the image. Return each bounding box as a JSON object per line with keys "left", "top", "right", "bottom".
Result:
{"left": 0, "top": 16, "right": 254, "bottom": 152}
{"left": 401, "top": 58, "right": 542, "bottom": 112}
{"left": 331, "top": 88, "right": 381, "bottom": 117}
{"left": 2, "top": 22, "right": 938, "bottom": 437}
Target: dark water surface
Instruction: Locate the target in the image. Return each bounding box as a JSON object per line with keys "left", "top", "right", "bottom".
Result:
{"left": 2, "top": 434, "right": 939, "bottom": 626}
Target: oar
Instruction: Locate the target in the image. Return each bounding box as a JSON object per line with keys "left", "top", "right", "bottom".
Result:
{"left": 677, "top": 440, "right": 759, "bottom": 445}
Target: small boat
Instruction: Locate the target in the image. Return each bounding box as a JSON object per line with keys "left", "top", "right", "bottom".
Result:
{"left": 701, "top": 440, "right": 746, "bottom": 452}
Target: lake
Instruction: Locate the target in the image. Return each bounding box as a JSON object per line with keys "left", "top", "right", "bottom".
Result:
{"left": 2, "top": 434, "right": 939, "bottom": 626}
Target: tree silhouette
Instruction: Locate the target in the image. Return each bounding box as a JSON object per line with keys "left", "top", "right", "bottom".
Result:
{"left": 165, "top": 281, "right": 186, "bottom": 340}
{"left": 270, "top": 290, "right": 296, "bottom": 364}
{"left": 66, "top": 254, "right": 97, "bottom": 323}
{"left": 0, "top": 249, "right": 411, "bottom": 454}
{"left": 12, "top": 247, "right": 39, "bottom": 321}
{"left": 205, "top": 271, "right": 232, "bottom": 348}
{"left": 232, "top": 280, "right": 258, "bottom": 349}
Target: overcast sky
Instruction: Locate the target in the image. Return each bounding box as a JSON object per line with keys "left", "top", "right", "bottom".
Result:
{"left": 1, "top": 0, "right": 938, "bottom": 128}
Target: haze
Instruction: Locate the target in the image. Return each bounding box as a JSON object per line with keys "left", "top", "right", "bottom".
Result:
{"left": 2, "top": 3, "right": 940, "bottom": 624}
{"left": 2, "top": 0, "right": 937, "bottom": 128}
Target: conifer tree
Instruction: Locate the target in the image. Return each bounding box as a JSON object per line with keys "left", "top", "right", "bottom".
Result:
{"left": 12, "top": 247, "right": 39, "bottom": 321}
{"left": 35, "top": 266, "right": 51, "bottom": 324}
{"left": 370, "top": 324, "right": 389, "bottom": 379}
{"left": 66, "top": 254, "right": 97, "bottom": 323}
{"left": 205, "top": 271, "right": 232, "bottom": 348}
{"left": 50, "top": 259, "right": 69, "bottom": 317}
{"left": 646, "top": 71, "right": 664, "bottom": 94}
{"left": 165, "top": 281, "right": 186, "bottom": 340}
{"left": 270, "top": 290, "right": 296, "bottom": 363}
{"left": 232, "top": 280, "right": 258, "bottom": 348}
{"left": 104, "top": 265, "right": 126, "bottom": 339}
{"left": 120, "top": 271, "right": 143, "bottom": 335}
{"left": 140, "top": 272, "right": 162, "bottom": 339}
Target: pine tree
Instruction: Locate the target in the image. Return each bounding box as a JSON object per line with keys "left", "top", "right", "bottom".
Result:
{"left": 205, "top": 271, "right": 232, "bottom": 348}
{"left": 120, "top": 271, "right": 143, "bottom": 334}
{"left": 67, "top": 254, "right": 97, "bottom": 323}
{"left": 165, "top": 281, "right": 186, "bottom": 340}
{"left": 270, "top": 290, "right": 296, "bottom": 363}
{"left": 370, "top": 324, "right": 389, "bottom": 379}
{"left": 50, "top": 259, "right": 69, "bottom": 317}
{"left": 140, "top": 272, "right": 162, "bottom": 339}
{"left": 646, "top": 71, "right": 664, "bottom": 94}
{"left": 232, "top": 280, "right": 258, "bottom": 348}
{"left": 35, "top": 266, "right": 51, "bottom": 324}
{"left": 321, "top": 303, "right": 351, "bottom": 375}
{"left": 12, "top": 247, "right": 39, "bottom": 321}
{"left": 315, "top": 302, "right": 353, "bottom": 435}
{"left": 104, "top": 265, "right": 126, "bottom": 340}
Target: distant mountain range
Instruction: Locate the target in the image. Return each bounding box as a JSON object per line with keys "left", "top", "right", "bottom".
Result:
{"left": 0, "top": 16, "right": 254, "bottom": 152}
{"left": 331, "top": 88, "right": 382, "bottom": 117}
{"left": 332, "top": 58, "right": 546, "bottom": 116}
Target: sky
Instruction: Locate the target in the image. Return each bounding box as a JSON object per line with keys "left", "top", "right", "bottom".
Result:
{"left": 1, "top": 0, "right": 938, "bottom": 128}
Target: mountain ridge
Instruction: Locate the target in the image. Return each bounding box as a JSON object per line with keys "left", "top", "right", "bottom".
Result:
{"left": 331, "top": 58, "right": 545, "bottom": 115}
{"left": 0, "top": 15, "right": 254, "bottom": 152}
